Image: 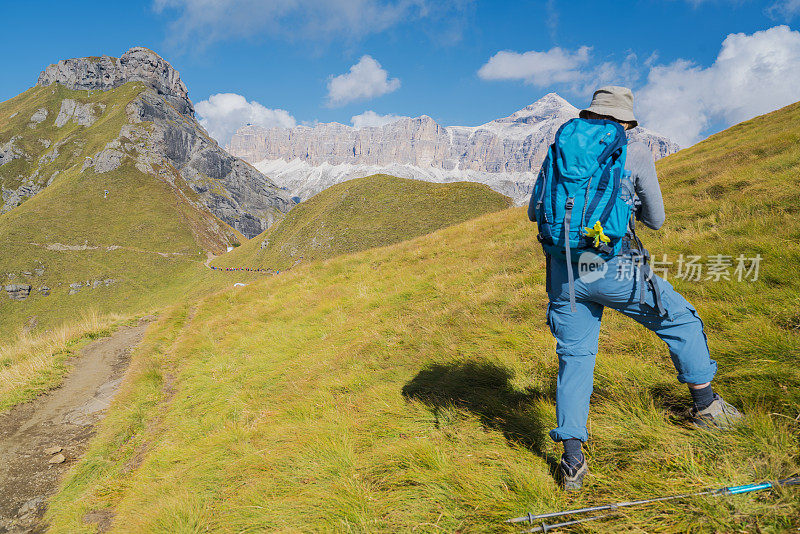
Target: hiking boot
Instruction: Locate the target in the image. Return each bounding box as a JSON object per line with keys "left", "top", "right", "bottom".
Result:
{"left": 691, "top": 394, "right": 743, "bottom": 430}
{"left": 559, "top": 453, "right": 588, "bottom": 491}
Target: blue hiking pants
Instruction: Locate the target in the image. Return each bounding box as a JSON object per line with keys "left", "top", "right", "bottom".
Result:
{"left": 546, "top": 253, "right": 717, "bottom": 443}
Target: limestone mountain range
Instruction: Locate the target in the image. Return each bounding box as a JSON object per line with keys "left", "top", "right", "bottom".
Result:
{"left": 228, "top": 93, "right": 680, "bottom": 204}
{"left": 228, "top": 94, "right": 680, "bottom": 204}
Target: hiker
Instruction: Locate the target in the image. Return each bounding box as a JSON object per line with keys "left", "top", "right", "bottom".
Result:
{"left": 528, "top": 86, "right": 742, "bottom": 491}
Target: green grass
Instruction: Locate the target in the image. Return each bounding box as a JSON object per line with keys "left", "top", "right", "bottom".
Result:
{"left": 213, "top": 174, "right": 512, "bottom": 272}
{"left": 42, "top": 101, "right": 800, "bottom": 533}
{"left": 0, "top": 84, "right": 144, "bottom": 197}
{"left": 639, "top": 101, "right": 800, "bottom": 417}
{"left": 45, "top": 209, "right": 800, "bottom": 532}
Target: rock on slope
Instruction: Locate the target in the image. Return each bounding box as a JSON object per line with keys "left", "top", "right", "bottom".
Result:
{"left": 228, "top": 93, "right": 680, "bottom": 204}
{"left": 15, "top": 47, "right": 294, "bottom": 238}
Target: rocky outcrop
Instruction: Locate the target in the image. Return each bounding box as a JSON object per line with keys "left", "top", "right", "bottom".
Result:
{"left": 114, "top": 89, "right": 295, "bottom": 237}
{"left": 1, "top": 142, "right": 60, "bottom": 213}
{"left": 29, "top": 108, "right": 48, "bottom": 126}
{"left": 68, "top": 279, "right": 117, "bottom": 295}
{"left": 0, "top": 137, "right": 24, "bottom": 167}
{"left": 4, "top": 284, "right": 32, "bottom": 301}
{"left": 229, "top": 93, "right": 681, "bottom": 204}
{"left": 36, "top": 47, "right": 194, "bottom": 117}
{"left": 2, "top": 184, "right": 40, "bottom": 214}
{"left": 55, "top": 99, "right": 105, "bottom": 127}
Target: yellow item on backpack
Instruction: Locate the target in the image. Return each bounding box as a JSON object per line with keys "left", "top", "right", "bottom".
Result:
{"left": 584, "top": 221, "right": 611, "bottom": 248}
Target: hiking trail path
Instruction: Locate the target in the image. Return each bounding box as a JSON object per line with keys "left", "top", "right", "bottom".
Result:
{"left": 0, "top": 319, "right": 152, "bottom": 533}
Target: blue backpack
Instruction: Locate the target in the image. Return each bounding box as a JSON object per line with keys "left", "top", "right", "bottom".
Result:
{"left": 529, "top": 118, "right": 648, "bottom": 311}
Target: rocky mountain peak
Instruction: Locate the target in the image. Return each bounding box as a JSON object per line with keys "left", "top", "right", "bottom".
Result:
{"left": 36, "top": 46, "right": 193, "bottom": 116}
{"left": 493, "top": 93, "right": 578, "bottom": 127}
{"left": 524, "top": 92, "right": 576, "bottom": 113}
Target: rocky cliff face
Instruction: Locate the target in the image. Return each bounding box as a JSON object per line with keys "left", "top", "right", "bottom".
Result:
{"left": 37, "top": 46, "right": 194, "bottom": 117}
{"left": 228, "top": 93, "right": 680, "bottom": 204}
{"left": 119, "top": 88, "right": 294, "bottom": 237}
{"left": 23, "top": 47, "right": 294, "bottom": 238}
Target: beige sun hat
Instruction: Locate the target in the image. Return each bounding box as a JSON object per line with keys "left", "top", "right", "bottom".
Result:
{"left": 579, "top": 86, "right": 638, "bottom": 128}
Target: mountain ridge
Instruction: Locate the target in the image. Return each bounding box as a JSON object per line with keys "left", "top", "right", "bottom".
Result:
{"left": 0, "top": 47, "right": 294, "bottom": 334}
{"left": 228, "top": 92, "right": 679, "bottom": 204}
{"left": 36, "top": 46, "right": 194, "bottom": 117}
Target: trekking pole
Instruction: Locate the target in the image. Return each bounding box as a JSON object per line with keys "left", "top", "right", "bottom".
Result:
{"left": 507, "top": 476, "right": 800, "bottom": 525}
{"left": 519, "top": 513, "right": 612, "bottom": 533}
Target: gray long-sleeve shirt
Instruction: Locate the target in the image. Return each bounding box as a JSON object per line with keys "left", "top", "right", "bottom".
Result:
{"left": 626, "top": 141, "right": 665, "bottom": 230}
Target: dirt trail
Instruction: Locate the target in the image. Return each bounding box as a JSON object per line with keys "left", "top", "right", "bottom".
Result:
{"left": 204, "top": 251, "right": 216, "bottom": 269}
{"left": 0, "top": 320, "right": 151, "bottom": 533}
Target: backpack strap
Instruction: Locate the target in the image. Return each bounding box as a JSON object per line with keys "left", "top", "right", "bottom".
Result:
{"left": 585, "top": 136, "right": 626, "bottom": 228}
{"left": 564, "top": 197, "right": 577, "bottom": 312}
{"left": 629, "top": 218, "right": 666, "bottom": 316}
{"left": 545, "top": 253, "right": 551, "bottom": 293}
{"left": 529, "top": 150, "right": 551, "bottom": 223}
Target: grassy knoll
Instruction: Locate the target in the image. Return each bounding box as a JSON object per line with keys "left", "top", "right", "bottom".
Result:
{"left": 213, "top": 174, "right": 512, "bottom": 272}
{"left": 43, "top": 101, "right": 800, "bottom": 534}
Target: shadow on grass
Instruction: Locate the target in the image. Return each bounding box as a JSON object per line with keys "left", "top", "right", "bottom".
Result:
{"left": 402, "top": 359, "right": 560, "bottom": 479}
{"left": 649, "top": 382, "right": 693, "bottom": 425}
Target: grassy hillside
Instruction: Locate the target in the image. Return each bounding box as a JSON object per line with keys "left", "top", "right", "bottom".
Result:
{"left": 0, "top": 84, "right": 241, "bottom": 338}
{"left": 0, "top": 83, "right": 247, "bottom": 406}
{"left": 213, "top": 174, "right": 512, "bottom": 272}
{"left": 42, "top": 103, "right": 800, "bottom": 532}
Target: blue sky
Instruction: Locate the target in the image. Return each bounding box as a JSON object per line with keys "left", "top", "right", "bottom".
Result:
{"left": 2, "top": 1, "right": 799, "bottom": 147}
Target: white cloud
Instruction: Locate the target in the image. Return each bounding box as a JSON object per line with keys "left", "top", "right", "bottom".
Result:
{"left": 477, "top": 46, "right": 591, "bottom": 86}
{"left": 350, "top": 110, "right": 408, "bottom": 128}
{"left": 477, "top": 46, "right": 641, "bottom": 96}
{"left": 153, "top": 0, "right": 467, "bottom": 48}
{"left": 326, "top": 55, "right": 400, "bottom": 107}
{"left": 767, "top": 0, "right": 800, "bottom": 19}
{"left": 587, "top": 52, "right": 641, "bottom": 93}
{"left": 478, "top": 26, "right": 800, "bottom": 146}
{"left": 195, "top": 93, "right": 296, "bottom": 147}
{"left": 637, "top": 25, "right": 800, "bottom": 146}
{"left": 545, "top": 0, "right": 558, "bottom": 42}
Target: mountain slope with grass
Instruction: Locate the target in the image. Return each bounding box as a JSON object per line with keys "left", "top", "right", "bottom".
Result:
{"left": 0, "top": 80, "right": 249, "bottom": 407}
{"left": 0, "top": 82, "right": 228, "bottom": 336}
{"left": 212, "top": 174, "right": 512, "bottom": 272}
{"left": 0, "top": 48, "right": 294, "bottom": 338}
{"left": 43, "top": 102, "right": 800, "bottom": 532}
